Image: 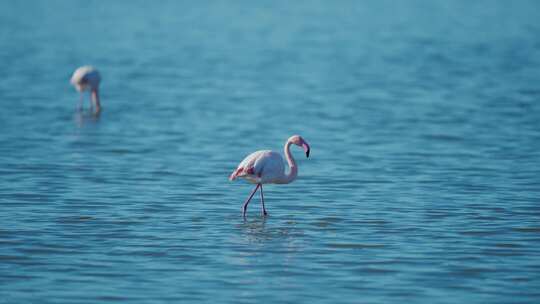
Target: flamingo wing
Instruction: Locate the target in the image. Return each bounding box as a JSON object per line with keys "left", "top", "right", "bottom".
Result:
{"left": 229, "top": 150, "right": 266, "bottom": 181}
{"left": 229, "top": 150, "right": 285, "bottom": 183}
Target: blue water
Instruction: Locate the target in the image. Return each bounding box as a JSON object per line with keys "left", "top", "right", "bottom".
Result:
{"left": 1, "top": 1, "right": 540, "bottom": 303}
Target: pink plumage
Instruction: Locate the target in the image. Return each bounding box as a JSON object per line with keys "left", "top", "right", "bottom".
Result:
{"left": 230, "top": 135, "right": 311, "bottom": 217}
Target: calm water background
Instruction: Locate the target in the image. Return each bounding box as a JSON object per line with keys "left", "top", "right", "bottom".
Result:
{"left": 1, "top": 1, "right": 540, "bottom": 303}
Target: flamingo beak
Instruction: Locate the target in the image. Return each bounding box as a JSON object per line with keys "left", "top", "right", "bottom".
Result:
{"left": 302, "top": 143, "right": 310, "bottom": 158}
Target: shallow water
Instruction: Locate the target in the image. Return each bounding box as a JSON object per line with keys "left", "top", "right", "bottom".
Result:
{"left": 1, "top": 1, "right": 540, "bottom": 303}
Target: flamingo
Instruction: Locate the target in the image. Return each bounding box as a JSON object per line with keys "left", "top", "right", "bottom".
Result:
{"left": 70, "top": 66, "right": 101, "bottom": 113}
{"left": 229, "top": 135, "right": 311, "bottom": 217}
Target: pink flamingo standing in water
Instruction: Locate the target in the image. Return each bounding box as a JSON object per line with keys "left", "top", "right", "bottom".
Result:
{"left": 229, "top": 135, "right": 311, "bottom": 217}
{"left": 70, "top": 66, "right": 101, "bottom": 114}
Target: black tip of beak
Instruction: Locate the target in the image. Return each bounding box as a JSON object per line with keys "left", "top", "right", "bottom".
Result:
{"left": 306, "top": 149, "right": 310, "bottom": 158}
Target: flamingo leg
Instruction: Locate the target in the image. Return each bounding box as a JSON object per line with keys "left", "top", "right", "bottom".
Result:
{"left": 91, "top": 88, "right": 101, "bottom": 114}
{"left": 260, "top": 184, "right": 267, "bottom": 216}
{"left": 89, "top": 93, "right": 94, "bottom": 112}
{"left": 242, "top": 184, "right": 260, "bottom": 217}
{"left": 78, "top": 93, "right": 84, "bottom": 111}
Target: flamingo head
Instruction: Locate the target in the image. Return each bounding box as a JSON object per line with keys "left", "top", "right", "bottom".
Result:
{"left": 288, "top": 135, "right": 310, "bottom": 158}
{"left": 72, "top": 79, "right": 89, "bottom": 92}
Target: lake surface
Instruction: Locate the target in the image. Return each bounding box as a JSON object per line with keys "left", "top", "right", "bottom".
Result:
{"left": 1, "top": 1, "right": 540, "bottom": 303}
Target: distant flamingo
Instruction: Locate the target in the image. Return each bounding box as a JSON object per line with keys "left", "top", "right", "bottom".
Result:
{"left": 70, "top": 66, "right": 101, "bottom": 113}
{"left": 229, "top": 135, "right": 311, "bottom": 217}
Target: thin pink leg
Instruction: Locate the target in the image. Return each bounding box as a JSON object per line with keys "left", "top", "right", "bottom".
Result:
{"left": 260, "top": 184, "right": 267, "bottom": 216}
{"left": 242, "top": 184, "right": 260, "bottom": 217}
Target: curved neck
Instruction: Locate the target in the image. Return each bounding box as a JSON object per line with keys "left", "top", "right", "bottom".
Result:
{"left": 280, "top": 141, "right": 298, "bottom": 184}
